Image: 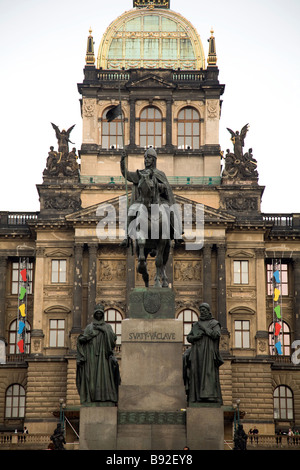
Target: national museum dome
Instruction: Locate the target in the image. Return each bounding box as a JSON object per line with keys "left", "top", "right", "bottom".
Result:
{"left": 97, "top": 1, "right": 206, "bottom": 70}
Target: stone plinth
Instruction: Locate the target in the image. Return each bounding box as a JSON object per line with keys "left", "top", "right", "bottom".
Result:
{"left": 79, "top": 404, "right": 117, "bottom": 450}
{"left": 186, "top": 404, "right": 224, "bottom": 450}
{"left": 118, "top": 318, "right": 186, "bottom": 411}
{"left": 117, "top": 313, "right": 187, "bottom": 450}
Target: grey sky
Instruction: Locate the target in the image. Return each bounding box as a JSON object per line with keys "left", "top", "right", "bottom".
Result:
{"left": 0, "top": 0, "right": 299, "bottom": 212}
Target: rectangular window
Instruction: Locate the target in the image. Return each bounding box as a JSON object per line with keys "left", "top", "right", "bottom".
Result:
{"left": 267, "top": 263, "right": 288, "bottom": 296}
{"left": 51, "top": 259, "right": 67, "bottom": 283}
{"left": 235, "top": 320, "right": 250, "bottom": 348}
{"left": 49, "top": 319, "right": 65, "bottom": 347}
{"left": 11, "top": 261, "right": 33, "bottom": 294}
{"left": 234, "top": 260, "right": 249, "bottom": 284}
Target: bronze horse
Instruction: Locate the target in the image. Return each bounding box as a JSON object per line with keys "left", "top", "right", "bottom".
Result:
{"left": 129, "top": 170, "right": 171, "bottom": 288}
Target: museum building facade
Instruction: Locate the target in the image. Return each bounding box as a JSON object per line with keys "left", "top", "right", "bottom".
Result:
{"left": 0, "top": 0, "right": 300, "bottom": 447}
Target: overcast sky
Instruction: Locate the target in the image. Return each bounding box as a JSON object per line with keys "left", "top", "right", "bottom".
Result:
{"left": 0, "top": 0, "right": 299, "bottom": 213}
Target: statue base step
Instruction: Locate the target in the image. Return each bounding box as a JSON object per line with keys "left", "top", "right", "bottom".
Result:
{"left": 186, "top": 405, "right": 224, "bottom": 450}
{"left": 79, "top": 405, "right": 117, "bottom": 450}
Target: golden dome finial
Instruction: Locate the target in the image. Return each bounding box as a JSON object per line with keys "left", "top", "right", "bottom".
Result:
{"left": 85, "top": 27, "right": 95, "bottom": 66}
{"left": 207, "top": 27, "right": 217, "bottom": 67}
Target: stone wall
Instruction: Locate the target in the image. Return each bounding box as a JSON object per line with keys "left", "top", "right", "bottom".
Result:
{"left": 24, "top": 359, "right": 67, "bottom": 433}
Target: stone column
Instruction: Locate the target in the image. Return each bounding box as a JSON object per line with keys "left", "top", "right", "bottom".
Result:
{"left": 129, "top": 97, "right": 136, "bottom": 148}
{"left": 217, "top": 244, "right": 227, "bottom": 330}
{"left": 72, "top": 244, "right": 83, "bottom": 333}
{"left": 293, "top": 256, "right": 300, "bottom": 341}
{"left": 166, "top": 98, "right": 173, "bottom": 148}
{"left": 203, "top": 244, "right": 212, "bottom": 306}
{"left": 0, "top": 256, "right": 8, "bottom": 343}
{"left": 87, "top": 243, "right": 98, "bottom": 323}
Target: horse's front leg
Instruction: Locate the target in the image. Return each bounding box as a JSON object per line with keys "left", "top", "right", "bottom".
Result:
{"left": 137, "top": 239, "right": 149, "bottom": 287}
{"left": 154, "top": 241, "right": 167, "bottom": 288}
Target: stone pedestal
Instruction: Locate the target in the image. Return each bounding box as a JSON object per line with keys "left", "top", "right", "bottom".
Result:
{"left": 79, "top": 404, "right": 117, "bottom": 450}
{"left": 186, "top": 404, "right": 224, "bottom": 450}
{"left": 118, "top": 317, "right": 186, "bottom": 412}
{"left": 116, "top": 288, "right": 187, "bottom": 449}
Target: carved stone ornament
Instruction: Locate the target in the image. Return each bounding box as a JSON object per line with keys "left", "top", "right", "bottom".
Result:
{"left": 44, "top": 196, "right": 81, "bottom": 211}
{"left": 143, "top": 290, "right": 161, "bottom": 314}
{"left": 83, "top": 99, "right": 96, "bottom": 117}
{"left": 207, "top": 100, "right": 219, "bottom": 120}
{"left": 225, "top": 194, "right": 258, "bottom": 212}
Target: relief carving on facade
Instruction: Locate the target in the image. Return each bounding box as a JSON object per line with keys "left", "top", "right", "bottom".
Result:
{"left": 99, "top": 259, "right": 126, "bottom": 282}
{"left": 207, "top": 99, "right": 219, "bottom": 120}
{"left": 174, "top": 260, "right": 202, "bottom": 282}
{"left": 83, "top": 98, "right": 96, "bottom": 117}
{"left": 44, "top": 196, "right": 81, "bottom": 211}
{"left": 224, "top": 195, "right": 258, "bottom": 212}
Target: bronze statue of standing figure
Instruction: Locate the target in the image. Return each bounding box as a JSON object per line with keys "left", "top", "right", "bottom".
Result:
{"left": 76, "top": 304, "right": 120, "bottom": 404}
{"left": 183, "top": 303, "right": 223, "bottom": 404}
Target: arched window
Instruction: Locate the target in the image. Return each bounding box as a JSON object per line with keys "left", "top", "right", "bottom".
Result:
{"left": 268, "top": 321, "right": 291, "bottom": 356}
{"left": 5, "top": 384, "right": 26, "bottom": 418}
{"left": 177, "top": 107, "right": 200, "bottom": 149}
{"left": 105, "top": 308, "right": 123, "bottom": 345}
{"left": 274, "top": 386, "right": 294, "bottom": 420}
{"left": 177, "top": 308, "right": 198, "bottom": 345}
{"left": 8, "top": 320, "right": 31, "bottom": 355}
{"left": 140, "top": 106, "right": 162, "bottom": 148}
{"left": 102, "top": 108, "right": 124, "bottom": 149}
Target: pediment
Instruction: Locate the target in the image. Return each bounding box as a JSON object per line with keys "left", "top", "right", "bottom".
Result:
{"left": 66, "top": 193, "right": 236, "bottom": 225}
{"left": 44, "top": 249, "right": 73, "bottom": 258}
{"left": 128, "top": 74, "right": 175, "bottom": 89}
{"left": 44, "top": 305, "right": 71, "bottom": 314}
{"left": 227, "top": 250, "right": 254, "bottom": 258}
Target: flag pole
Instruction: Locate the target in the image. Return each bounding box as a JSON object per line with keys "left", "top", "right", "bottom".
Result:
{"left": 118, "top": 81, "right": 129, "bottom": 243}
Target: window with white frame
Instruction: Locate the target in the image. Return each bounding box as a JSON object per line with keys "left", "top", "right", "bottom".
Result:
{"left": 49, "top": 319, "right": 65, "bottom": 347}
{"left": 234, "top": 260, "right": 249, "bottom": 284}
{"left": 105, "top": 308, "right": 123, "bottom": 345}
{"left": 102, "top": 108, "right": 124, "bottom": 149}
{"left": 274, "top": 385, "right": 294, "bottom": 420}
{"left": 268, "top": 321, "right": 291, "bottom": 356}
{"left": 177, "top": 107, "right": 200, "bottom": 149}
{"left": 266, "top": 263, "right": 289, "bottom": 296}
{"left": 8, "top": 319, "right": 31, "bottom": 355}
{"left": 51, "top": 259, "right": 67, "bottom": 283}
{"left": 5, "top": 384, "right": 26, "bottom": 418}
{"left": 177, "top": 308, "right": 199, "bottom": 345}
{"left": 140, "top": 106, "right": 162, "bottom": 148}
{"left": 234, "top": 320, "right": 250, "bottom": 348}
{"left": 11, "top": 261, "right": 33, "bottom": 294}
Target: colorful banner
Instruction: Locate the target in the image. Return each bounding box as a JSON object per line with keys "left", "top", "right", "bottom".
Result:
{"left": 273, "top": 262, "right": 282, "bottom": 355}
{"left": 19, "top": 303, "right": 26, "bottom": 317}
{"left": 18, "top": 322, "right": 25, "bottom": 335}
{"left": 17, "top": 339, "right": 24, "bottom": 353}
{"left": 19, "top": 286, "right": 27, "bottom": 300}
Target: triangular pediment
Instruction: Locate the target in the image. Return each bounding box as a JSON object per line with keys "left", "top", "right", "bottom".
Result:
{"left": 127, "top": 74, "right": 175, "bottom": 89}
{"left": 66, "top": 193, "right": 236, "bottom": 225}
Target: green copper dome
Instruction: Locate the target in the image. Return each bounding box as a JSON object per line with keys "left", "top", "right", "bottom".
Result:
{"left": 97, "top": 8, "right": 205, "bottom": 70}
